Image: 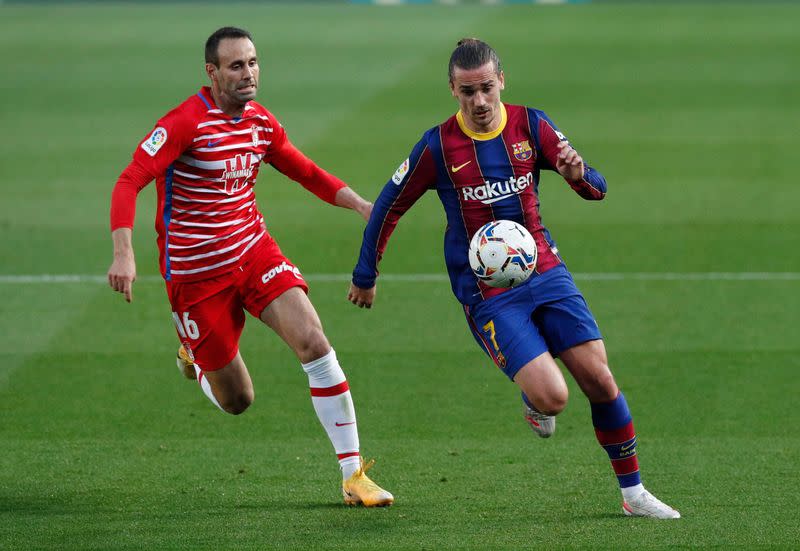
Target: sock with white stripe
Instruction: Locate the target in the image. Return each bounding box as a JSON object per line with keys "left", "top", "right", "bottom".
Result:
{"left": 194, "top": 364, "right": 225, "bottom": 412}
{"left": 302, "top": 348, "right": 360, "bottom": 479}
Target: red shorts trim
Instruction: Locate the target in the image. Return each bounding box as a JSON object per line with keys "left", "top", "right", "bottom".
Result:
{"left": 165, "top": 237, "right": 309, "bottom": 371}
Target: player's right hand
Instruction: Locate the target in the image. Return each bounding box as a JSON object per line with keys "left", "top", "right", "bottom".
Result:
{"left": 108, "top": 254, "right": 137, "bottom": 303}
{"left": 555, "top": 141, "right": 584, "bottom": 182}
{"left": 347, "top": 282, "right": 376, "bottom": 309}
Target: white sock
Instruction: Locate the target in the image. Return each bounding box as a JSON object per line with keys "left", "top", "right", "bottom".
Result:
{"left": 301, "top": 348, "right": 360, "bottom": 478}
{"left": 621, "top": 483, "right": 645, "bottom": 502}
{"left": 194, "top": 364, "right": 224, "bottom": 412}
{"left": 339, "top": 455, "right": 361, "bottom": 480}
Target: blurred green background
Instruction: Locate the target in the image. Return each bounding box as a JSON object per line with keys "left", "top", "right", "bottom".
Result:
{"left": 1, "top": 3, "right": 798, "bottom": 549}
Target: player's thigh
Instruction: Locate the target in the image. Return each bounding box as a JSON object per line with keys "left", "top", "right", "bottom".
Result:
{"left": 258, "top": 287, "right": 330, "bottom": 362}
{"left": 464, "top": 291, "right": 548, "bottom": 381}
{"left": 534, "top": 293, "right": 602, "bottom": 359}
{"left": 559, "top": 339, "right": 618, "bottom": 402}
{"left": 533, "top": 284, "right": 614, "bottom": 401}
{"left": 166, "top": 275, "right": 246, "bottom": 372}
{"left": 237, "top": 240, "right": 324, "bottom": 361}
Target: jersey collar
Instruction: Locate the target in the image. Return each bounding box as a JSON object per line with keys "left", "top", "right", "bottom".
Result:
{"left": 199, "top": 86, "right": 252, "bottom": 118}
{"left": 456, "top": 103, "right": 507, "bottom": 141}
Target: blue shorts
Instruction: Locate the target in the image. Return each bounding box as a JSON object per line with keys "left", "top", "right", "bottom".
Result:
{"left": 463, "top": 264, "right": 602, "bottom": 380}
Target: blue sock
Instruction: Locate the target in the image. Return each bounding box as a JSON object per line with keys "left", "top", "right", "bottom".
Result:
{"left": 591, "top": 392, "right": 641, "bottom": 489}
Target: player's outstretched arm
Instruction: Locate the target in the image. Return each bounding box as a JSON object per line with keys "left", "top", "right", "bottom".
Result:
{"left": 348, "top": 283, "right": 376, "bottom": 309}
{"left": 349, "top": 137, "right": 435, "bottom": 310}
{"left": 335, "top": 187, "right": 373, "bottom": 222}
{"left": 108, "top": 228, "right": 136, "bottom": 303}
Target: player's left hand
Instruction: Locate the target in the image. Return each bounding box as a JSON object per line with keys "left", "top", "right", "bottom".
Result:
{"left": 348, "top": 282, "right": 376, "bottom": 308}
{"left": 555, "top": 141, "right": 585, "bottom": 182}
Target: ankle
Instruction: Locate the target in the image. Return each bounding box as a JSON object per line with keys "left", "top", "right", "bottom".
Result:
{"left": 621, "top": 483, "right": 644, "bottom": 501}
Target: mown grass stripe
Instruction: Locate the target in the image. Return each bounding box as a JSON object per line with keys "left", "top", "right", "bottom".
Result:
{"left": 2, "top": 272, "right": 799, "bottom": 284}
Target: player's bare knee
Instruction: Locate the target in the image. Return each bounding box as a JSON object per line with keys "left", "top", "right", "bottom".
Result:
{"left": 541, "top": 387, "right": 568, "bottom": 415}
{"left": 296, "top": 328, "right": 331, "bottom": 364}
{"left": 584, "top": 365, "right": 618, "bottom": 402}
{"left": 221, "top": 397, "right": 252, "bottom": 416}
{"left": 220, "top": 388, "right": 254, "bottom": 415}
{"left": 528, "top": 384, "right": 568, "bottom": 416}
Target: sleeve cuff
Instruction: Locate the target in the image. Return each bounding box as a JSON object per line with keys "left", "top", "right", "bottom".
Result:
{"left": 352, "top": 272, "right": 376, "bottom": 289}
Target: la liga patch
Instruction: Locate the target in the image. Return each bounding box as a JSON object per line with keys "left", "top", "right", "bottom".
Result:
{"left": 391, "top": 158, "right": 410, "bottom": 185}
{"left": 141, "top": 126, "right": 168, "bottom": 157}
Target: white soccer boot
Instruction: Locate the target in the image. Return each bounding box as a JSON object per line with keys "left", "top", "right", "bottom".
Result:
{"left": 523, "top": 404, "right": 556, "bottom": 438}
{"left": 622, "top": 489, "right": 681, "bottom": 519}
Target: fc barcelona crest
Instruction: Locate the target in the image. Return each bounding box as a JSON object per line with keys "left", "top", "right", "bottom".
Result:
{"left": 512, "top": 140, "right": 533, "bottom": 161}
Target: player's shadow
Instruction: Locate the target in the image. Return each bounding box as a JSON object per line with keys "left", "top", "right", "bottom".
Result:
{"left": 585, "top": 512, "right": 632, "bottom": 520}
{"left": 0, "top": 492, "right": 110, "bottom": 515}
{"left": 234, "top": 501, "right": 344, "bottom": 511}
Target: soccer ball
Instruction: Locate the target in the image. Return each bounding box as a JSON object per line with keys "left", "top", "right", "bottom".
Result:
{"left": 468, "top": 220, "right": 537, "bottom": 288}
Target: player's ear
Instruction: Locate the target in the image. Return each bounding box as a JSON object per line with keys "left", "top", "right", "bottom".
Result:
{"left": 449, "top": 79, "right": 456, "bottom": 97}
{"left": 498, "top": 71, "right": 505, "bottom": 91}
{"left": 205, "top": 63, "right": 217, "bottom": 82}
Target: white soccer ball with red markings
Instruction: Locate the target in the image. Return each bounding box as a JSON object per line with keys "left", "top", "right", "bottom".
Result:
{"left": 468, "top": 220, "right": 537, "bottom": 288}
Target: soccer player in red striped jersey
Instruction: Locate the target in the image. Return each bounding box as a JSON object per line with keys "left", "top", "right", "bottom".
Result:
{"left": 107, "top": 27, "right": 392, "bottom": 507}
{"left": 349, "top": 39, "right": 679, "bottom": 518}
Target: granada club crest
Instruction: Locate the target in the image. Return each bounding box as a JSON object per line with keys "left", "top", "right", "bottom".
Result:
{"left": 251, "top": 125, "right": 259, "bottom": 147}
{"left": 512, "top": 140, "right": 533, "bottom": 161}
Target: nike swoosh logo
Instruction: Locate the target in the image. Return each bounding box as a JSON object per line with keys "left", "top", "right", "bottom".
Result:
{"left": 207, "top": 139, "right": 222, "bottom": 147}
{"left": 335, "top": 421, "right": 355, "bottom": 427}
{"left": 451, "top": 161, "right": 472, "bottom": 173}
{"left": 620, "top": 440, "right": 636, "bottom": 452}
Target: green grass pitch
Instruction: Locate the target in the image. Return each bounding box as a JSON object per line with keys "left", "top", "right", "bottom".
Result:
{"left": 1, "top": 3, "right": 799, "bottom": 549}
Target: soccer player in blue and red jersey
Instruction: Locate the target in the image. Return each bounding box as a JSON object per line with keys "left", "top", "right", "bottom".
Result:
{"left": 349, "top": 38, "right": 679, "bottom": 519}
{"left": 107, "top": 27, "right": 392, "bottom": 507}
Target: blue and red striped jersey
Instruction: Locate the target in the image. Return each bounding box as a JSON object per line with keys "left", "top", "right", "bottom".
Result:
{"left": 352, "top": 103, "right": 607, "bottom": 305}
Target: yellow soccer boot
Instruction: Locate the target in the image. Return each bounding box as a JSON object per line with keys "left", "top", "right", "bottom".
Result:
{"left": 176, "top": 345, "right": 196, "bottom": 380}
{"left": 342, "top": 458, "right": 394, "bottom": 507}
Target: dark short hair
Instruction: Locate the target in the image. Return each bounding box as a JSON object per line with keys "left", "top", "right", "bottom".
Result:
{"left": 448, "top": 38, "right": 502, "bottom": 81}
{"left": 205, "top": 27, "right": 253, "bottom": 66}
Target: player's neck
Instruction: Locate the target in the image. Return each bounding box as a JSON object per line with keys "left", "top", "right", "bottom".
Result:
{"left": 457, "top": 103, "right": 507, "bottom": 139}
{"left": 465, "top": 118, "right": 499, "bottom": 134}
{"left": 211, "top": 87, "right": 247, "bottom": 118}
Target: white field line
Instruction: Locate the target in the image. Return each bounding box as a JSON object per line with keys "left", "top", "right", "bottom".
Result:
{"left": 1, "top": 272, "right": 799, "bottom": 284}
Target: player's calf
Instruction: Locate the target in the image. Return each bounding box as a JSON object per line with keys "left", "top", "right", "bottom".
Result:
{"left": 191, "top": 353, "right": 254, "bottom": 415}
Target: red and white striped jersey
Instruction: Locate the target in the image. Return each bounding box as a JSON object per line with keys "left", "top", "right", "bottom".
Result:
{"left": 115, "top": 86, "right": 344, "bottom": 282}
